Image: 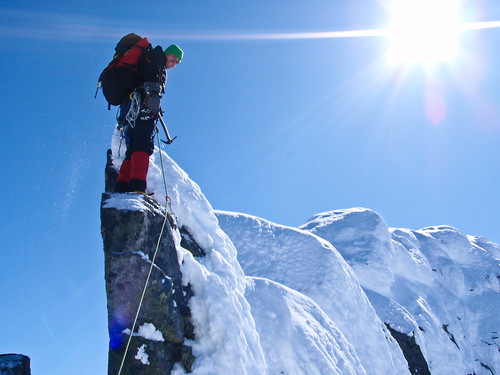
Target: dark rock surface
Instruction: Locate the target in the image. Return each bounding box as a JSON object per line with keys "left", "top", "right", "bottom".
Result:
{"left": 104, "top": 148, "right": 118, "bottom": 193}
{"left": 385, "top": 324, "right": 430, "bottom": 375}
{"left": 179, "top": 226, "right": 206, "bottom": 257}
{"left": 101, "top": 150, "right": 198, "bottom": 374}
{"left": 0, "top": 354, "right": 31, "bottom": 375}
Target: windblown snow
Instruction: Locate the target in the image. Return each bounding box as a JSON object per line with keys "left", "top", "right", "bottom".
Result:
{"left": 107, "top": 130, "right": 500, "bottom": 375}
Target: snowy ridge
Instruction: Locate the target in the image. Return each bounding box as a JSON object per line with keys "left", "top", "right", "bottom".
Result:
{"left": 110, "top": 131, "right": 267, "bottom": 374}
{"left": 245, "top": 277, "right": 366, "bottom": 375}
{"left": 216, "top": 211, "right": 409, "bottom": 375}
{"left": 301, "top": 208, "right": 500, "bottom": 375}
{"left": 108, "top": 131, "right": 499, "bottom": 374}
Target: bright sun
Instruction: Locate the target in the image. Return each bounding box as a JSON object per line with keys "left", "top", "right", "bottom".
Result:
{"left": 387, "top": 0, "right": 463, "bottom": 65}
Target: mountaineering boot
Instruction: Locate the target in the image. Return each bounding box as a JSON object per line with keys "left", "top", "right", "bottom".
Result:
{"left": 115, "top": 180, "right": 129, "bottom": 193}
{"left": 115, "top": 159, "right": 131, "bottom": 193}
{"left": 129, "top": 151, "right": 149, "bottom": 193}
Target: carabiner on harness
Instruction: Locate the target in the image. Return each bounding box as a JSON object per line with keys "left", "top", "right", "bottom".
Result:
{"left": 125, "top": 91, "right": 142, "bottom": 128}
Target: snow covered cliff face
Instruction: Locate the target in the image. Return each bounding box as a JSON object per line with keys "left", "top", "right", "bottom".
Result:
{"left": 105, "top": 129, "right": 499, "bottom": 374}
{"left": 215, "top": 211, "right": 409, "bottom": 375}
{"left": 300, "top": 208, "right": 500, "bottom": 375}
{"left": 105, "top": 131, "right": 267, "bottom": 374}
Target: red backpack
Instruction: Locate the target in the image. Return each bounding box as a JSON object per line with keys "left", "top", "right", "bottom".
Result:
{"left": 98, "top": 34, "right": 151, "bottom": 106}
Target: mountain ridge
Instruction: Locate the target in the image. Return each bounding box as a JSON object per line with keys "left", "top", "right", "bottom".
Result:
{"left": 101, "top": 130, "right": 499, "bottom": 374}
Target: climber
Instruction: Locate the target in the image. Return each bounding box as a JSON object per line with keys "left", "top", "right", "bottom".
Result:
{"left": 113, "top": 38, "right": 183, "bottom": 194}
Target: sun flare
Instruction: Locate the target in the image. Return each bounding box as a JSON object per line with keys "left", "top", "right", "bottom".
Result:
{"left": 387, "top": 0, "right": 463, "bottom": 65}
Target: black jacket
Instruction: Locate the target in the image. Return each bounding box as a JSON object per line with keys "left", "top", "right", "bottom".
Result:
{"left": 142, "top": 46, "right": 167, "bottom": 94}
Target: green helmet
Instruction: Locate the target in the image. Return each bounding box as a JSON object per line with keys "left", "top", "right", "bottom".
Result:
{"left": 164, "top": 44, "right": 184, "bottom": 63}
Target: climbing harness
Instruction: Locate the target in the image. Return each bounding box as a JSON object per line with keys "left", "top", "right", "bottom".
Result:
{"left": 117, "top": 132, "right": 177, "bottom": 375}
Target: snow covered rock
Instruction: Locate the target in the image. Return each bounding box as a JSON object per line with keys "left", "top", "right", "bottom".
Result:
{"left": 102, "top": 128, "right": 498, "bottom": 374}
{"left": 301, "top": 208, "right": 500, "bottom": 375}
{"left": 216, "top": 211, "right": 410, "bottom": 375}
{"left": 0, "top": 354, "right": 30, "bottom": 375}
{"left": 102, "top": 130, "right": 268, "bottom": 374}
{"left": 300, "top": 208, "right": 398, "bottom": 296}
{"left": 101, "top": 192, "right": 194, "bottom": 374}
{"left": 245, "top": 277, "right": 368, "bottom": 375}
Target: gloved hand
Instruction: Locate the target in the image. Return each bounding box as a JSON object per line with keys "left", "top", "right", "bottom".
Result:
{"left": 143, "top": 82, "right": 162, "bottom": 114}
{"left": 143, "top": 82, "right": 162, "bottom": 95}
{"left": 143, "top": 92, "right": 161, "bottom": 114}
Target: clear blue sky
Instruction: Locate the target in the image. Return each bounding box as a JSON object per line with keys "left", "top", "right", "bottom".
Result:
{"left": 1, "top": 1, "right": 499, "bottom": 373}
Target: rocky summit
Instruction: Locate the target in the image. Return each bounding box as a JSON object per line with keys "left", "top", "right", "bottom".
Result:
{"left": 0, "top": 354, "right": 31, "bottom": 375}
{"left": 100, "top": 150, "right": 199, "bottom": 374}
{"left": 99, "top": 138, "right": 500, "bottom": 375}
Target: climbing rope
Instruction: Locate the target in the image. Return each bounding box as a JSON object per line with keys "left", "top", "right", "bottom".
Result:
{"left": 155, "top": 130, "right": 178, "bottom": 227}
{"left": 117, "top": 208, "right": 168, "bottom": 375}
{"left": 117, "top": 129, "right": 177, "bottom": 375}
{"left": 116, "top": 99, "right": 131, "bottom": 158}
